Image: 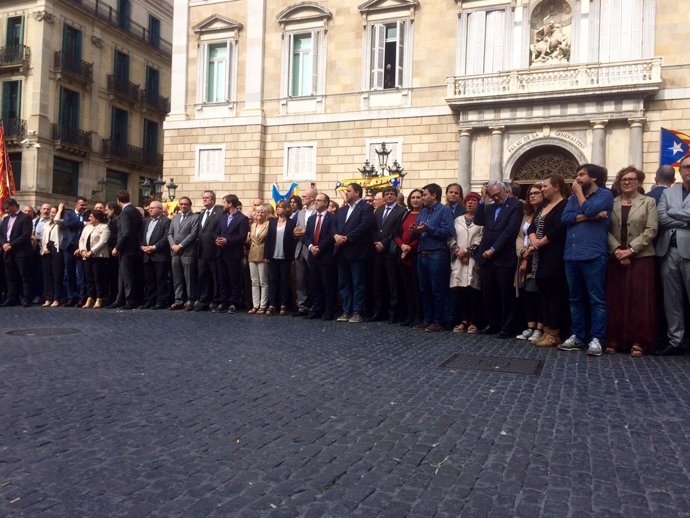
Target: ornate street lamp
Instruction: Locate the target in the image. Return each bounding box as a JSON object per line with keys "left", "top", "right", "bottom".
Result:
{"left": 140, "top": 178, "right": 153, "bottom": 199}
{"left": 165, "top": 178, "right": 178, "bottom": 201}
{"left": 154, "top": 178, "right": 165, "bottom": 199}
{"left": 374, "top": 142, "right": 392, "bottom": 176}
{"left": 357, "top": 159, "right": 377, "bottom": 178}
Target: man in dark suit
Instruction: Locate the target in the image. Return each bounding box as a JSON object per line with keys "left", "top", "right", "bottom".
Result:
{"left": 60, "top": 196, "right": 88, "bottom": 306}
{"left": 647, "top": 164, "right": 675, "bottom": 205}
{"left": 304, "top": 192, "right": 337, "bottom": 320}
{"left": 334, "top": 182, "right": 374, "bottom": 323}
{"left": 139, "top": 200, "right": 171, "bottom": 309}
{"left": 196, "top": 190, "right": 223, "bottom": 311}
{"left": 109, "top": 190, "right": 143, "bottom": 309}
{"left": 167, "top": 196, "right": 200, "bottom": 310}
{"left": 370, "top": 186, "right": 406, "bottom": 322}
{"left": 474, "top": 180, "right": 523, "bottom": 338}
{"left": 216, "top": 194, "right": 249, "bottom": 313}
{"left": 0, "top": 198, "right": 33, "bottom": 306}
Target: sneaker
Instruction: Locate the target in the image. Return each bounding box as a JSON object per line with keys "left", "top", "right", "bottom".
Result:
{"left": 528, "top": 330, "right": 544, "bottom": 344}
{"left": 348, "top": 313, "right": 363, "bottom": 323}
{"left": 516, "top": 328, "right": 535, "bottom": 340}
{"left": 586, "top": 338, "right": 603, "bottom": 357}
{"left": 336, "top": 313, "right": 351, "bottom": 322}
{"left": 558, "top": 335, "right": 584, "bottom": 351}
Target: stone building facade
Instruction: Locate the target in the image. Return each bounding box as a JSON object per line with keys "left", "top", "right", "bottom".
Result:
{"left": 1, "top": 0, "right": 172, "bottom": 207}
{"left": 164, "top": 0, "right": 688, "bottom": 203}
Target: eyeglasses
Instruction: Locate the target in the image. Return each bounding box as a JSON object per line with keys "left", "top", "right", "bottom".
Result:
{"left": 529, "top": 192, "right": 541, "bottom": 196}
{"left": 680, "top": 165, "right": 690, "bottom": 170}
{"left": 620, "top": 177, "right": 638, "bottom": 183}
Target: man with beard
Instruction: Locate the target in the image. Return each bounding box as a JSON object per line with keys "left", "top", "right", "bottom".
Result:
{"left": 558, "top": 164, "right": 614, "bottom": 356}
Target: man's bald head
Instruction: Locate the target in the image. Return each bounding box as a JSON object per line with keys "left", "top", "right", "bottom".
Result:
{"left": 655, "top": 164, "right": 675, "bottom": 186}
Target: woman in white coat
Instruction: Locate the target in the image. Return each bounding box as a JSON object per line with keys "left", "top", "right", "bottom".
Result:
{"left": 449, "top": 192, "right": 484, "bottom": 334}
{"left": 77, "top": 210, "right": 111, "bottom": 308}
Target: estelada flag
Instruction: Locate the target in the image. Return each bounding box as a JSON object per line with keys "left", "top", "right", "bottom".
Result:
{"left": 0, "top": 122, "right": 17, "bottom": 214}
{"left": 659, "top": 128, "right": 690, "bottom": 170}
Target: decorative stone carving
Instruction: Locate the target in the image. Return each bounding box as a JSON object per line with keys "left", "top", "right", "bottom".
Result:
{"left": 33, "top": 10, "right": 55, "bottom": 23}
{"left": 529, "top": 0, "right": 572, "bottom": 66}
{"left": 91, "top": 36, "right": 103, "bottom": 48}
{"left": 513, "top": 147, "right": 579, "bottom": 181}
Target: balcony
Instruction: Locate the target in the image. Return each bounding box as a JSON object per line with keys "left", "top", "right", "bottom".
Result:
{"left": 54, "top": 51, "right": 93, "bottom": 86}
{"left": 0, "top": 45, "right": 30, "bottom": 74}
{"left": 52, "top": 124, "right": 92, "bottom": 156}
{"left": 102, "top": 138, "right": 161, "bottom": 172}
{"left": 58, "top": 0, "right": 172, "bottom": 57}
{"left": 446, "top": 58, "right": 662, "bottom": 108}
{"left": 140, "top": 91, "right": 170, "bottom": 115}
{"left": 1, "top": 119, "right": 26, "bottom": 144}
{"left": 107, "top": 75, "right": 140, "bottom": 105}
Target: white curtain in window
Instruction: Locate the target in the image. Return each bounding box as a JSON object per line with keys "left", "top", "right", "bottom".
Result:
{"left": 465, "top": 10, "right": 504, "bottom": 75}
{"left": 198, "top": 148, "right": 224, "bottom": 180}
{"left": 287, "top": 146, "right": 315, "bottom": 180}
{"left": 206, "top": 43, "right": 229, "bottom": 102}
{"left": 600, "top": 0, "right": 643, "bottom": 62}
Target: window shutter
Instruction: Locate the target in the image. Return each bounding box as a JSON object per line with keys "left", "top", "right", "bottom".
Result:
{"left": 396, "top": 20, "right": 405, "bottom": 88}
{"left": 311, "top": 31, "right": 319, "bottom": 95}
{"left": 484, "top": 10, "right": 504, "bottom": 73}
{"left": 225, "top": 41, "right": 232, "bottom": 102}
{"left": 370, "top": 23, "right": 385, "bottom": 90}
{"left": 465, "top": 11, "right": 486, "bottom": 75}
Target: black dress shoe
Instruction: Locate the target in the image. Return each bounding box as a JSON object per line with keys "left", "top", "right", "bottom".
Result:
{"left": 105, "top": 303, "right": 123, "bottom": 309}
{"left": 322, "top": 313, "right": 334, "bottom": 321}
{"left": 169, "top": 303, "right": 184, "bottom": 311}
{"left": 497, "top": 331, "right": 512, "bottom": 339}
{"left": 212, "top": 304, "right": 226, "bottom": 313}
{"left": 656, "top": 344, "right": 683, "bottom": 356}
{"left": 292, "top": 310, "right": 309, "bottom": 317}
{"left": 194, "top": 304, "right": 208, "bottom": 312}
{"left": 388, "top": 317, "right": 398, "bottom": 324}
{"left": 184, "top": 303, "right": 194, "bottom": 311}
{"left": 306, "top": 312, "right": 321, "bottom": 319}
{"left": 63, "top": 300, "right": 76, "bottom": 308}
{"left": 21, "top": 300, "right": 31, "bottom": 308}
{"left": 479, "top": 325, "right": 497, "bottom": 335}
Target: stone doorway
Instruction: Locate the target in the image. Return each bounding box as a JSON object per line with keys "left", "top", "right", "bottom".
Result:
{"left": 510, "top": 145, "right": 579, "bottom": 199}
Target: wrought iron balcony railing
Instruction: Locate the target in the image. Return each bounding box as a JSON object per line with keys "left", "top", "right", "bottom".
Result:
{"left": 0, "top": 45, "right": 30, "bottom": 69}
{"left": 52, "top": 124, "right": 92, "bottom": 150}
{"left": 140, "top": 91, "right": 170, "bottom": 114}
{"left": 107, "top": 75, "right": 141, "bottom": 104}
{"left": 1, "top": 118, "right": 26, "bottom": 142}
{"left": 58, "top": 0, "right": 172, "bottom": 56}
{"left": 54, "top": 51, "right": 93, "bottom": 83}
{"left": 142, "top": 149, "right": 163, "bottom": 167}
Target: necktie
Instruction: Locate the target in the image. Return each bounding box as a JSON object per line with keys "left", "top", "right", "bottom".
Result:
{"left": 202, "top": 209, "right": 210, "bottom": 228}
{"left": 382, "top": 206, "right": 391, "bottom": 222}
{"left": 314, "top": 213, "right": 323, "bottom": 245}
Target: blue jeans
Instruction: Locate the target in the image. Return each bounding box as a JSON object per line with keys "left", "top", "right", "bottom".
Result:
{"left": 564, "top": 257, "right": 607, "bottom": 342}
{"left": 417, "top": 250, "right": 449, "bottom": 324}
{"left": 338, "top": 257, "right": 366, "bottom": 315}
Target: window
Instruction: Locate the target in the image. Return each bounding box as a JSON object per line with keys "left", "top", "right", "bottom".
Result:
{"left": 463, "top": 10, "right": 506, "bottom": 75}
{"left": 117, "top": 0, "right": 131, "bottom": 31}
{"left": 1, "top": 80, "right": 21, "bottom": 121}
{"left": 114, "top": 50, "right": 129, "bottom": 82}
{"left": 289, "top": 33, "right": 318, "bottom": 97}
{"left": 145, "top": 66, "right": 159, "bottom": 100}
{"left": 284, "top": 143, "right": 316, "bottom": 181}
{"left": 62, "top": 24, "right": 82, "bottom": 62}
{"left": 195, "top": 145, "right": 225, "bottom": 181}
{"left": 203, "top": 42, "right": 231, "bottom": 103}
{"left": 111, "top": 107, "right": 128, "bottom": 152}
{"left": 148, "top": 15, "right": 161, "bottom": 49}
{"left": 106, "top": 169, "right": 128, "bottom": 203}
{"left": 143, "top": 119, "right": 159, "bottom": 161}
{"left": 599, "top": 0, "right": 643, "bottom": 62}
{"left": 369, "top": 22, "right": 406, "bottom": 90}
{"left": 53, "top": 157, "right": 79, "bottom": 197}
{"left": 59, "top": 87, "right": 80, "bottom": 132}
{"left": 6, "top": 17, "right": 23, "bottom": 47}
{"left": 9, "top": 152, "right": 21, "bottom": 191}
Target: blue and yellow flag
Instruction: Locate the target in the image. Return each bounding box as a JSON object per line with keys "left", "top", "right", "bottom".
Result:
{"left": 660, "top": 128, "right": 690, "bottom": 170}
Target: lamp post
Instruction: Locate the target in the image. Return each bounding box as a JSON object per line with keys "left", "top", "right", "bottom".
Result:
{"left": 140, "top": 178, "right": 153, "bottom": 200}
{"left": 358, "top": 142, "right": 405, "bottom": 194}
{"left": 165, "top": 178, "right": 178, "bottom": 201}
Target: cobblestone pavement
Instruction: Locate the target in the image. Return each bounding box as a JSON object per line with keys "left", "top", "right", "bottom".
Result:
{"left": 1, "top": 307, "right": 689, "bottom": 517}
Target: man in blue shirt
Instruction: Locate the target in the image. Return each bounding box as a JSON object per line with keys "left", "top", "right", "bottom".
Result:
{"left": 559, "top": 164, "right": 614, "bottom": 356}
{"left": 413, "top": 183, "right": 454, "bottom": 332}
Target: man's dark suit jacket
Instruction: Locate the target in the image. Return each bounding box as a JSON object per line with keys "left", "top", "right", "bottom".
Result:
{"left": 374, "top": 204, "right": 406, "bottom": 254}
{"left": 198, "top": 206, "right": 223, "bottom": 259}
{"left": 140, "top": 216, "right": 171, "bottom": 262}
{"left": 334, "top": 199, "right": 374, "bottom": 260}
{"left": 60, "top": 209, "right": 87, "bottom": 250}
{"left": 217, "top": 211, "right": 249, "bottom": 260}
{"left": 264, "top": 217, "right": 297, "bottom": 261}
{"left": 305, "top": 211, "right": 336, "bottom": 264}
{"left": 0, "top": 211, "right": 33, "bottom": 257}
{"left": 116, "top": 204, "right": 143, "bottom": 255}
{"left": 647, "top": 185, "right": 668, "bottom": 205}
{"left": 473, "top": 198, "right": 523, "bottom": 268}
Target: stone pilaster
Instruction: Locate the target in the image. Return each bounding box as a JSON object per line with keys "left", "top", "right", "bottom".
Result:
{"left": 458, "top": 128, "right": 472, "bottom": 193}
{"left": 591, "top": 120, "right": 608, "bottom": 166}
{"left": 489, "top": 126, "right": 504, "bottom": 182}
{"left": 628, "top": 118, "right": 645, "bottom": 169}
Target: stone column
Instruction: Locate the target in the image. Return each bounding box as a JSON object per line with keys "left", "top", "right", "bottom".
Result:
{"left": 489, "top": 126, "right": 504, "bottom": 182}
{"left": 241, "top": 0, "right": 266, "bottom": 116}
{"left": 458, "top": 128, "right": 472, "bottom": 193}
{"left": 628, "top": 118, "right": 645, "bottom": 169}
{"left": 591, "top": 120, "right": 608, "bottom": 166}
{"left": 168, "top": 0, "right": 189, "bottom": 120}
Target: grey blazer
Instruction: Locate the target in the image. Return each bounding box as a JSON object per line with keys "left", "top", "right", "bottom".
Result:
{"left": 656, "top": 184, "right": 690, "bottom": 259}
{"left": 293, "top": 207, "right": 313, "bottom": 259}
{"left": 168, "top": 212, "right": 200, "bottom": 257}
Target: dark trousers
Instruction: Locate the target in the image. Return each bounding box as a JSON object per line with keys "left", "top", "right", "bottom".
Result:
{"left": 63, "top": 246, "right": 84, "bottom": 302}
{"left": 42, "top": 252, "right": 64, "bottom": 301}
{"left": 372, "top": 253, "right": 399, "bottom": 318}
{"left": 454, "top": 286, "right": 483, "bottom": 326}
{"left": 219, "top": 256, "right": 243, "bottom": 307}
{"left": 399, "top": 260, "right": 422, "bottom": 324}
{"left": 117, "top": 253, "right": 138, "bottom": 306}
{"left": 308, "top": 258, "right": 337, "bottom": 317}
{"left": 143, "top": 259, "right": 170, "bottom": 306}
{"left": 537, "top": 276, "right": 570, "bottom": 332}
{"left": 106, "top": 257, "right": 119, "bottom": 303}
{"left": 197, "top": 256, "right": 219, "bottom": 305}
{"left": 268, "top": 259, "right": 292, "bottom": 309}
{"left": 4, "top": 252, "right": 30, "bottom": 303}
{"left": 338, "top": 257, "right": 367, "bottom": 315}
{"left": 481, "top": 262, "right": 516, "bottom": 333}
{"left": 83, "top": 258, "right": 108, "bottom": 299}
{"left": 417, "top": 250, "right": 450, "bottom": 325}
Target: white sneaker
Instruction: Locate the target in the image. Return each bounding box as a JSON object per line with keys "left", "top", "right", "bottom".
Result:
{"left": 528, "top": 329, "right": 544, "bottom": 344}
{"left": 587, "top": 338, "right": 603, "bottom": 357}
{"left": 558, "top": 334, "right": 584, "bottom": 351}
{"left": 516, "top": 328, "right": 534, "bottom": 340}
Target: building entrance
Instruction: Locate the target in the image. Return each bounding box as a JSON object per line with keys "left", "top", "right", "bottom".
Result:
{"left": 510, "top": 145, "right": 579, "bottom": 199}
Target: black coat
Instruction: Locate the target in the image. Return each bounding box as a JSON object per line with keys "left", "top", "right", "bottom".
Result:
{"left": 116, "top": 204, "right": 143, "bottom": 256}
{"left": 0, "top": 211, "right": 33, "bottom": 257}
{"left": 264, "top": 217, "right": 296, "bottom": 261}
{"left": 474, "top": 198, "right": 523, "bottom": 268}
{"left": 527, "top": 199, "right": 567, "bottom": 280}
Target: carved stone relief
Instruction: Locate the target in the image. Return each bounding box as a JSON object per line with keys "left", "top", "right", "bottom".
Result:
{"left": 529, "top": 0, "right": 572, "bottom": 66}
{"left": 512, "top": 146, "right": 579, "bottom": 181}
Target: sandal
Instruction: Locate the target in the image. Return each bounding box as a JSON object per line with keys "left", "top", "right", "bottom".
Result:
{"left": 630, "top": 344, "right": 644, "bottom": 357}
{"left": 605, "top": 346, "right": 616, "bottom": 354}
{"left": 279, "top": 306, "right": 287, "bottom": 316}
{"left": 453, "top": 323, "right": 468, "bottom": 333}
{"left": 265, "top": 307, "right": 275, "bottom": 316}
{"left": 256, "top": 308, "right": 265, "bottom": 315}
{"left": 248, "top": 307, "right": 258, "bottom": 314}
{"left": 467, "top": 324, "right": 478, "bottom": 334}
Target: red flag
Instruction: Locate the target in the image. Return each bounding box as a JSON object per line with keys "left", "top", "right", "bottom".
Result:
{"left": 0, "top": 122, "right": 17, "bottom": 214}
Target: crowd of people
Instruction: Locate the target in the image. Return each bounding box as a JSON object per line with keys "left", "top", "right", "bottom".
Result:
{"left": 1, "top": 159, "right": 689, "bottom": 358}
